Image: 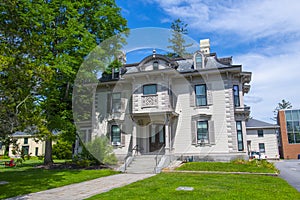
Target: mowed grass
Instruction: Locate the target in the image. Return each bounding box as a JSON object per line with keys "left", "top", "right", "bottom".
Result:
{"left": 0, "top": 159, "right": 118, "bottom": 199}
{"left": 176, "top": 160, "right": 278, "bottom": 173}
{"left": 87, "top": 173, "right": 300, "bottom": 200}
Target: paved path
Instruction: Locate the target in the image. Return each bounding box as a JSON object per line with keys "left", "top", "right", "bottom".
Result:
{"left": 7, "top": 173, "right": 155, "bottom": 200}
{"left": 274, "top": 160, "right": 300, "bottom": 192}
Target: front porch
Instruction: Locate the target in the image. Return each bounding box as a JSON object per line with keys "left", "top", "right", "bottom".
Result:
{"left": 130, "top": 111, "right": 178, "bottom": 155}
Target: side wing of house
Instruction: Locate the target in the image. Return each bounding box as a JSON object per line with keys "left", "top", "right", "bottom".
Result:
{"left": 246, "top": 128, "right": 279, "bottom": 159}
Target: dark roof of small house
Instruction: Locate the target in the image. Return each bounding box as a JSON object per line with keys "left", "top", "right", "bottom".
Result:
{"left": 246, "top": 118, "right": 279, "bottom": 129}
{"left": 12, "top": 131, "right": 32, "bottom": 137}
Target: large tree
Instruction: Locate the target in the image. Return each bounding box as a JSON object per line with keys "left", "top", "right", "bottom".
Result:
{"left": 0, "top": 0, "right": 127, "bottom": 165}
{"left": 167, "top": 18, "right": 192, "bottom": 58}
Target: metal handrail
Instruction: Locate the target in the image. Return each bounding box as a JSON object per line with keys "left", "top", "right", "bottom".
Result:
{"left": 155, "top": 144, "right": 165, "bottom": 167}
{"left": 124, "top": 145, "right": 139, "bottom": 172}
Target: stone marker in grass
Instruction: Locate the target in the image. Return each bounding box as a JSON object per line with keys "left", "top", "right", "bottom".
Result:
{"left": 176, "top": 186, "right": 194, "bottom": 191}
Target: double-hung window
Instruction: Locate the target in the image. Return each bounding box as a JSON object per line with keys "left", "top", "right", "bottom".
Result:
{"left": 197, "top": 121, "right": 208, "bottom": 143}
{"left": 111, "top": 125, "right": 121, "bottom": 144}
{"left": 195, "top": 54, "right": 203, "bottom": 69}
{"left": 195, "top": 84, "right": 207, "bottom": 106}
{"left": 111, "top": 93, "right": 121, "bottom": 113}
{"left": 233, "top": 85, "right": 240, "bottom": 107}
{"left": 257, "top": 130, "right": 264, "bottom": 137}
{"left": 236, "top": 121, "right": 244, "bottom": 151}
{"left": 259, "top": 143, "right": 265, "bottom": 153}
{"left": 24, "top": 138, "right": 28, "bottom": 145}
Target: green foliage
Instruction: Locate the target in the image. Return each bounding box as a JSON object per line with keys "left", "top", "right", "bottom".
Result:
{"left": 15, "top": 158, "right": 23, "bottom": 166}
{"left": 74, "top": 159, "right": 92, "bottom": 167}
{"left": 245, "top": 159, "right": 279, "bottom": 173}
{"left": 273, "top": 99, "right": 292, "bottom": 121}
{"left": 277, "top": 99, "right": 293, "bottom": 110}
{"left": 0, "top": 0, "right": 127, "bottom": 165}
{"left": 176, "top": 160, "right": 278, "bottom": 173}
{"left": 104, "top": 59, "right": 123, "bottom": 74}
{"left": 81, "top": 135, "right": 117, "bottom": 165}
{"left": 52, "top": 139, "right": 73, "bottom": 160}
{"left": 167, "top": 18, "right": 192, "bottom": 58}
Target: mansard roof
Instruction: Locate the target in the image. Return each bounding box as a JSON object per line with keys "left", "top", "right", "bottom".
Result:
{"left": 99, "top": 52, "right": 248, "bottom": 82}
{"left": 124, "top": 52, "right": 234, "bottom": 72}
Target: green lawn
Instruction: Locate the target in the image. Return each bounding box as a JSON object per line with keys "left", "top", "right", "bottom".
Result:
{"left": 176, "top": 160, "right": 278, "bottom": 173}
{"left": 0, "top": 159, "right": 118, "bottom": 199}
{"left": 87, "top": 173, "right": 300, "bottom": 200}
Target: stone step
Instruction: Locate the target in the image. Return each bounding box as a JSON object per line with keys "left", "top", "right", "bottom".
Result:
{"left": 126, "top": 155, "right": 158, "bottom": 174}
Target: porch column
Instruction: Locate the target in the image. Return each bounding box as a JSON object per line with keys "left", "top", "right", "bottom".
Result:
{"left": 165, "top": 115, "right": 170, "bottom": 154}
{"left": 132, "top": 123, "right": 137, "bottom": 155}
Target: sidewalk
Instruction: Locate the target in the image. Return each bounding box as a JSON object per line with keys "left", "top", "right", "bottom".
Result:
{"left": 7, "top": 173, "right": 155, "bottom": 200}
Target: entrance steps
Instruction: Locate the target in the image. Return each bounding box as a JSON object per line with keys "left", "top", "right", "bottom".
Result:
{"left": 125, "top": 155, "right": 157, "bottom": 174}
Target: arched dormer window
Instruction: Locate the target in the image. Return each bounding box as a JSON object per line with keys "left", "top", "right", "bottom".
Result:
{"left": 153, "top": 61, "right": 159, "bottom": 70}
{"left": 194, "top": 52, "right": 204, "bottom": 69}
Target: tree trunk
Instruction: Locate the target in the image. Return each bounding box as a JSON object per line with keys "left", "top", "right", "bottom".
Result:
{"left": 44, "top": 138, "right": 53, "bottom": 165}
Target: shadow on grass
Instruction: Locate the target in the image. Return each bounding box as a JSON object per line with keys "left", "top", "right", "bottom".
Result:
{"left": 0, "top": 167, "right": 80, "bottom": 199}
{"left": 0, "top": 162, "right": 117, "bottom": 199}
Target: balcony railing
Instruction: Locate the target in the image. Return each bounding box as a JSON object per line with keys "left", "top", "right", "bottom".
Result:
{"left": 142, "top": 95, "right": 158, "bottom": 108}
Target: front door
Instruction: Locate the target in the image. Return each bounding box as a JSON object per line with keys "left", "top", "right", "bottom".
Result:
{"left": 149, "top": 125, "right": 165, "bottom": 152}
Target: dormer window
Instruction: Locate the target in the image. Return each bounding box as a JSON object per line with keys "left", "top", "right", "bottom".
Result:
{"left": 194, "top": 52, "right": 203, "bottom": 69}
{"left": 153, "top": 61, "right": 159, "bottom": 70}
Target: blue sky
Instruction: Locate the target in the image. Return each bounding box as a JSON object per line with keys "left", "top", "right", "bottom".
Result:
{"left": 115, "top": 0, "right": 300, "bottom": 123}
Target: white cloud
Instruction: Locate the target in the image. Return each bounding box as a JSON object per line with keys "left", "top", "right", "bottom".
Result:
{"left": 145, "top": 0, "right": 300, "bottom": 122}
{"left": 234, "top": 44, "right": 300, "bottom": 122}
{"left": 140, "top": 0, "right": 300, "bottom": 122}
{"left": 148, "top": 0, "right": 300, "bottom": 41}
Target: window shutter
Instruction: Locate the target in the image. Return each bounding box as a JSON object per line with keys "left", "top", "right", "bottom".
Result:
{"left": 208, "top": 121, "right": 215, "bottom": 144}
{"left": 107, "top": 123, "right": 111, "bottom": 140}
{"left": 121, "top": 134, "right": 126, "bottom": 147}
{"left": 207, "top": 83, "right": 213, "bottom": 105}
{"left": 189, "top": 85, "right": 195, "bottom": 107}
{"left": 121, "top": 92, "right": 126, "bottom": 112}
{"left": 107, "top": 93, "right": 111, "bottom": 114}
{"left": 191, "top": 120, "right": 197, "bottom": 145}
{"left": 121, "top": 123, "right": 126, "bottom": 147}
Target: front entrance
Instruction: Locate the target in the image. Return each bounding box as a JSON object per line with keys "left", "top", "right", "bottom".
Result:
{"left": 149, "top": 124, "right": 165, "bottom": 152}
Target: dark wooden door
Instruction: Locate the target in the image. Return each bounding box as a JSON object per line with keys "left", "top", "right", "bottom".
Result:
{"left": 149, "top": 125, "right": 165, "bottom": 152}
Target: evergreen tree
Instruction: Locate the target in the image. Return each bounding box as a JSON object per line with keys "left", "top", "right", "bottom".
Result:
{"left": 167, "top": 18, "right": 192, "bottom": 58}
{"left": 273, "top": 99, "right": 293, "bottom": 121}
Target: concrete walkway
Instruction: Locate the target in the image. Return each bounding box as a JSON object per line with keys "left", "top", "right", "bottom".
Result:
{"left": 274, "top": 160, "right": 300, "bottom": 192}
{"left": 7, "top": 173, "right": 155, "bottom": 200}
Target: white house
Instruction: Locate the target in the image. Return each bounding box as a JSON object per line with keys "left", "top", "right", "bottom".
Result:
{"left": 246, "top": 118, "right": 279, "bottom": 159}
{"left": 8, "top": 132, "right": 45, "bottom": 157}
{"left": 74, "top": 39, "right": 252, "bottom": 170}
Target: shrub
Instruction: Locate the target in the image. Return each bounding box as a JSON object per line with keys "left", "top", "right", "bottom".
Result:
{"left": 15, "top": 158, "right": 23, "bottom": 166}
{"left": 52, "top": 139, "right": 73, "bottom": 159}
{"left": 231, "top": 158, "right": 247, "bottom": 164}
{"left": 81, "top": 135, "right": 118, "bottom": 165}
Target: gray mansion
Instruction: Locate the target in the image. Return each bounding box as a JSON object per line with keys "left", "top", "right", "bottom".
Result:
{"left": 74, "top": 39, "right": 252, "bottom": 169}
